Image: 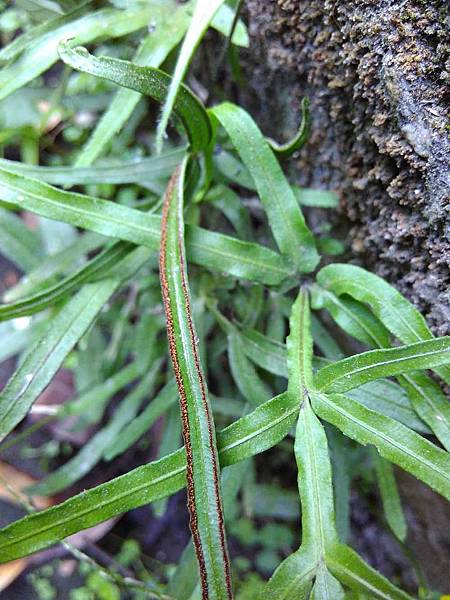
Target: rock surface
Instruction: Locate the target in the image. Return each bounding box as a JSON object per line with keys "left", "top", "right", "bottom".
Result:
{"left": 242, "top": 0, "right": 449, "bottom": 334}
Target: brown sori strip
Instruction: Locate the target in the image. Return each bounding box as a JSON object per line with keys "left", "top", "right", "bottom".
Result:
{"left": 159, "top": 167, "right": 232, "bottom": 599}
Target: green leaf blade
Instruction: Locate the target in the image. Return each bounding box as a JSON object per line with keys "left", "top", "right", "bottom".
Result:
{"left": 312, "top": 392, "right": 450, "bottom": 500}
{"left": 159, "top": 162, "right": 233, "bottom": 599}
{"left": 75, "top": 1, "right": 191, "bottom": 167}
{"left": 317, "top": 263, "right": 450, "bottom": 385}
{"left": 211, "top": 102, "right": 319, "bottom": 272}
{"left": 0, "top": 280, "right": 118, "bottom": 441}
{"left": 0, "top": 168, "right": 290, "bottom": 286}
{"left": 0, "top": 390, "right": 298, "bottom": 563}
{"left": 0, "top": 7, "right": 155, "bottom": 101}
{"left": 314, "top": 338, "right": 450, "bottom": 393}
{"left": 327, "top": 544, "right": 413, "bottom": 600}
{"left": 155, "top": 0, "right": 226, "bottom": 152}
{"left": 58, "top": 43, "right": 211, "bottom": 153}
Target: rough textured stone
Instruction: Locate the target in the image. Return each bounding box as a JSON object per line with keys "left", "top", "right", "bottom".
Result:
{"left": 242, "top": 0, "right": 449, "bottom": 334}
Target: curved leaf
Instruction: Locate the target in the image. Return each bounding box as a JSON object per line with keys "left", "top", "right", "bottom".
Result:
{"left": 59, "top": 42, "right": 211, "bottom": 153}
{"left": 75, "top": 1, "right": 191, "bottom": 166}
{"left": 317, "top": 263, "right": 450, "bottom": 384}
{"left": 267, "top": 98, "right": 311, "bottom": 159}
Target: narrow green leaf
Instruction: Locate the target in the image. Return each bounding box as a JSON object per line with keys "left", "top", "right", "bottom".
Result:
{"left": 0, "top": 1, "right": 92, "bottom": 64}
{"left": 62, "top": 361, "right": 144, "bottom": 423}
{"left": 240, "top": 328, "right": 288, "bottom": 378}
{"left": 293, "top": 187, "right": 339, "bottom": 208}
{"left": 218, "top": 392, "right": 297, "bottom": 465}
{"left": 312, "top": 288, "right": 390, "bottom": 348}
{"left": 59, "top": 42, "right": 211, "bottom": 153}
{"left": 0, "top": 242, "right": 135, "bottom": 321}
{"left": 327, "top": 427, "right": 351, "bottom": 543}
{"left": 311, "top": 314, "right": 345, "bottom": 361}
{"left": 0, "top": 150, "right": 185, "bottom": 187}
{"left": 0, "top": 168, "right": 291, "bottom": 285}
{"left": 210, "top": 3, "right": 248, "bottom": 47}
{"left": 262, "top": 393, "right": 342, "bottom": 599}
{"left": 267, "top": 98, "right": 311, "bottom": 159}
{"left": 314, "top": 287, "right": 449, "bottom": 446}
{"left": 228, "top": 332, "right": 271, "bottom": 407}
{"left": 75, "top": 1, "right": 191, "bottom": 166}
{"left": 104, "top": 380, "right": 178, "bottom": 460}
{"left": 0, "top": 390, "right": 297, "bottom": 563}
{"left": 315, "top": 338, "right": 450, "bottom": 393}
{"left": 159, "top": 161, "right": 232, "bottom": 599}
{"left": 152, "top": 404, "right": 182, "bottom": 518}
{"left": 0, "top": 7, "right": 155, "bottom": 101}
{"left": 399, "top": 372, "right": 450, "bottom": 452}
{"left": 317, "top": 264, "right": 431, "bottom": 343}
{"left": 155, "top": 0, "right": 225, "bottom": 153}
{"left": 213, "top": 149, "right": 254, "bottom": 190}
{"left": 0, "top": 247, "right": 150, "bottom": 441}
{"left": 0, "top": 281, "right": 117, "bottom": 441}
{"left": 296, "top": 398, "right": 339, "bottom": 555}
{"left": 317, "top": 263, "right": 450, "bottom": 384}
{"left": 312, "top": 392, "right": 450, "bottom": 500}
{"left": 211, "top": 103, "right": 319, "bottom": 272}
{"left": 346, "top": 379, "right": 430, "bottom": 435}
{"left": 3, "top": 232, "right": 104, "bottom": 303}
{"left": 186, "top": 226, "right": 293, "bottom": 285}
{"left": 264, "top": 292, "right": 341, "bottom": 600}
{"left": 287, "top": 289, "right": 314, "bottom": 396}
{"left": 29, "top": 363, "right": 162, "bottom": 496}
{"left": 326, "top": 544, "right": 413, "bottom": 600}
{"left": 371, "top": 449, "right": 407, "bottom": 542}
{"left": 0, "top": 207, "right": 43, "bottom": 272}
{"left": 168, "top": 541, "right": 198, "bottom": 600}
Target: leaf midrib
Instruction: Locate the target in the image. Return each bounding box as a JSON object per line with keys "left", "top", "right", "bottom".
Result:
{"left": 318, "top": 345, "right": 450, "bottom": 391}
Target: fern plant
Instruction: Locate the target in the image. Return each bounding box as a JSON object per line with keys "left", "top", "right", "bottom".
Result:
{"left": 0, "top": 1, "right": 449, "bottom": 599}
